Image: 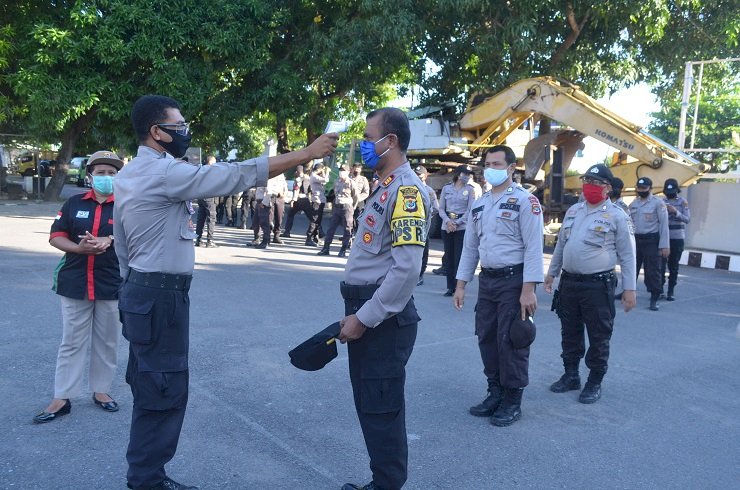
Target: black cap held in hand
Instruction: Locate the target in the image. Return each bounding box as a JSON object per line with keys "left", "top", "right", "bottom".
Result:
{"left": 509, "top": 315, "right": 536, "bottom": 349}
{"left": 289, "top": 322, "right": 341, "bottom": 371}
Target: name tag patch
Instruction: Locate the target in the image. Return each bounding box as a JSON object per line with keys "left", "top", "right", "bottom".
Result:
{"left": 499, "top": 203, "right": 520, "bottom": 211}
{"left": 76, "top": 211, "right": 89, "bottom": 218}
{"left": 372, "top": 202, "right": 385, "bottom": 215}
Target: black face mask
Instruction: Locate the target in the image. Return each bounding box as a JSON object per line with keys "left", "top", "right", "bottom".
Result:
{"left": 158, "top": 127, "right": 192, "bottom": 159}
{"left": 610, "top": 190, "right": 621, "bottom": 199}
{"left": 637, "top": 190, "right": 651, "bottom": 198}
{"left": 665, "top": 191, "right": 677, "bottom": 198}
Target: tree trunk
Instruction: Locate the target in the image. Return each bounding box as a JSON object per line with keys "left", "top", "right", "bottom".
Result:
{"left": 275, "top": 118, "right": 290, "bottom": 154}
{"left": 43, "top": 108, "right": 96, "bottom": 201}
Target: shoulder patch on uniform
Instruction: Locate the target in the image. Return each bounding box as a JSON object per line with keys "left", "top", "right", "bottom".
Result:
{"left": 391, "top": 186, "right": 427, "bottom": 247}
{"left": 528, "top": 195, "right": 541, "bottom": 215}
{"left": 471, "top": 205, "right": 484, "bottom": 222}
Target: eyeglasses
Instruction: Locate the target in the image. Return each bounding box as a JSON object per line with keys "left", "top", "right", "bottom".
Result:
{"left": 581, "top": 176, "right": 608, "bottom": 186}
{"left": 156, "top": 122, "right": 191, "bottom": 136}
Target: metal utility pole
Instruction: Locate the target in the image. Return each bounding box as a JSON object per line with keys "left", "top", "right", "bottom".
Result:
{"left": 678, "top": 57, "right": 740, "bottom": 151}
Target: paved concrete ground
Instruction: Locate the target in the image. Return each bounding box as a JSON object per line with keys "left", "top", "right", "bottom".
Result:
{"left": 1, "top": 196, "right": 738, "bottom": 490}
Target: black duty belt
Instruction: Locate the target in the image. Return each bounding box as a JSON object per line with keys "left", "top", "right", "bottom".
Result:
{"left": 340, "top": 281, "right": 379, "bottom": 301}
{"left": 634, "top": 232, "right": 659, "bottom": 240}
{"left": 447, "top": 211, "right": 460, "bottom": 219}
{"left": 561, "top": 270, "right": 615, "bottom": 282}
{"left": 127, "top": 269, "right": 192, "bottom": 291}
{"left": 481, "top": 263, "right": 524, "bottom": 278}
{"left": 668, "top": 224, "right": 685, "bottom": 230}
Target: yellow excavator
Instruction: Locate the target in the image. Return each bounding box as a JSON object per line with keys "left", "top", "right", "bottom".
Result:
{"left": 407, "top": 76, "right": 710, "bottom": 219}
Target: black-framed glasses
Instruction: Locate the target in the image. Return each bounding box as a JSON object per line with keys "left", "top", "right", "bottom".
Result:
{"left": 156, "top": 122, "right": 191, "bottom": 136}
{"left": 581, "top": 176, "right": 608, "bottom": 186}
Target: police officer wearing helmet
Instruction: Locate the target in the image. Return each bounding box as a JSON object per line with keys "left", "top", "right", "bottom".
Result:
{"left": 628, "top": 176, "right": 669, "bottom": 311}
{"left": 544, "top": 164, "right": 636, "bottom": 404}
{"left": 337, "top": 107, "right": 430, "bottom": 490}
{"left": 454, "top": 144, "right": 543, "bottom": 427}
{"left": 660, "top": 178, "right": 690, "bottom": 300}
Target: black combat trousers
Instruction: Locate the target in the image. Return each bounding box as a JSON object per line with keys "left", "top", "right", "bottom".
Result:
{"left": 119, "top": 271, "right": 192, "bottom": 489}
{"left": 341, "top": 283, "right": 419, "bottom": 490}
{"left": 324, "top": 203, "right": 354, "bottom": 249}
{"left": 223, "top": 193, "right": 240, "bottom": 226}
{"left": 306, "top": 202, "right": 325, "bottom": 239}
{"left": 195, "top": 198, "right": 217, "bottom": 241}
{"left": 284, "top": 197, "right": 312, "bottom": 234}
{"left": 475, "top": 268, "right": 530, "bottom": 388}
{"left": 661, "top": 238, "right": 684, "bottom": 291}
{"left": 557, "top": 271, "right": 616, "bottom": 379}
{"left": 635, "top": 232, "right": 662, "bottom": 297}
{"left": 443, "top": 229, "right": 465, "bottom": 291}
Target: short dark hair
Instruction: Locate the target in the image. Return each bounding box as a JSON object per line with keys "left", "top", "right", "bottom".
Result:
{"left": 131, "top": 95, "right": 181, "bottom": 143}
{"left": 483, "top": 144, "right": 517, "bottom": 165}
{"left": 366, "top": 107, "right": 410, "bottom": 152}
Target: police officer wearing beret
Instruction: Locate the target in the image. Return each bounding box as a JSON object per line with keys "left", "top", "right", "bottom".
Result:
{"left": 544, "top": 164, "right": 636, "bottom": 404}
{"left": 337, "top": 107, "right": 430, "bottom": 490}
{"left": 660, "top": 178, "right": 690, "bottom": 301}
{"left": 454, "top": 145, "right": 544, "bottom": 427}
{"left": 114, "top": 95, "right": 337, "bottom": 490}
{"left": 628, "top": 176, "right": 670, "bottom": 311}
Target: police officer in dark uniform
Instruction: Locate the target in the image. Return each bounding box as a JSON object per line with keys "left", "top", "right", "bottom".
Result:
{"left": 282, "top": 164, "right": 312, "bottom": 237}
{"left": 454, "top": 145, "right": 543, "bottom": 427}
{"left": 545, "top": 164, "right": 636, "bottom": 404}
{"left": 194, "top": 156, "right": 218, "bottom": 248}
{"left": 114, "top": 95, "right": 337, "bottom": 490}
{"left": 628, "top": 177, "right": 670, "bottom": 311}
{"left": 337, "top": 107, "right": 430, "bottom": 490}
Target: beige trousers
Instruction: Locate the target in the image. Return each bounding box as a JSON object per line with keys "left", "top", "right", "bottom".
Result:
{"left": 54, "top": 296, "right": 120, "bottom": 399}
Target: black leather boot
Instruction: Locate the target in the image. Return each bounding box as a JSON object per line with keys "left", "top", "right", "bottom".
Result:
{"left": 579, "top": 371, "right": 603, "bottom": 404}
{"left": 255, "top": 238, "right": 269, "bottom": 249}
{"left": 666, "top": 286, "right": 675, "bottom": 301}
{"left": 304, "top": 236, "right": 317, "bottom": 247}
{"left": 550, "top": 364, "right": 581, "bottom": 393}
{"left": 579, "top": 382, "right": 602, "bottom": 404}
{"left": 337, "top": 246, "right": 347, "bottom": 257}
{"left": 649, "top": 298, "right": 659, "bottom": 311}
{"left": 469, "top": 380, "right": 503, "bottom": 417}
{"left": 490, "top": 388, "right": 523, "bottom": 427}
{"left": 317, "top": 245, "right": 330, "bottom": 256}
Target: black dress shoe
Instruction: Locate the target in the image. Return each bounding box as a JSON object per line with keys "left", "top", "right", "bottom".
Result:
{"left": 93, "top": 393, "right": 119, "bottom": 412}
{"left": 443, "top": 289, "right": 454, "bottom": 297}
{"left": 432, "top": 267, "right": 447, "bottom": 275}
{"left": 127, "top": 477, "right": 199, "bottom": 490}
{"left": 33, "top": 399, "right": 71, "bottom": 424}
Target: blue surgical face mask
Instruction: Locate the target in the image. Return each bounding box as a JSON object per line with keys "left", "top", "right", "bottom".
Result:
{"left": 484, "top": 167, "right": 509, "bottom": 186}
{"left": 92, "top": 175, "right": 114, "bottom": 196}
{"left": 360, "top": 134, "right": 390, "bottom": 169}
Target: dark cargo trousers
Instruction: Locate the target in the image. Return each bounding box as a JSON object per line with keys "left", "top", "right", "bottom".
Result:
{"left": 557, "top": 272, "right": 616, "bottom": 378}
{"left": 324, "top": 203, "right": 354, "bottom": 249}
{"left": 342, "top": 283, "right": 419, "bottom": 490}
{"left": 635, "top": 232, "right": 662, "bottom": 297}
{"left": 119, "top": 271, "right": 191, "bottom": 489}
{"left": 475, "top": 270, "right": 530, "bottom": 388}
{"left": 661, "top": 238, "right": 684, "bottom": 291}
